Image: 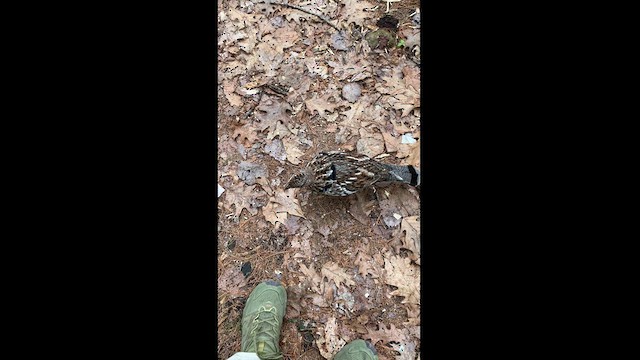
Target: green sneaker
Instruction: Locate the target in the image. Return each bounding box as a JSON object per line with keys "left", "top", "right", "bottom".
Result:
{"left": 334, "top": 339, "right": 379, "bottom": 360}
{"left": 241, "top": 280, "right": 287, "bottom": 360}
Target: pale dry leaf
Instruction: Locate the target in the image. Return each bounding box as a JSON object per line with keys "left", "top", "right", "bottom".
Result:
{"left": 365, "top": 323, "right": 400, "bottom": 346}
{"left": 223, "top": 184, "right": 266, "bottom": 217}
{"left": 328, "top": 60, "right": 371, "bottom": 81}
{"left": 382, "top": 131, "right": 400, "bottom": 153}
{"left": 390, "top": 340, "right": 417, "bottom": 360}
{"left": 400, "top": 216, "right": 420, "bottom": 264}
{"left": 270, "top": 26, "right": 301, "bottom": 53}
{"left": 316, "top": 316, "right": 347, "bottom": 359}
{"left": 281, "top": 136, "right": 305, "bottom": 165}
{"left": 385, "top": 325, "right": 417, "bottom": 360}
{"left": 262, "top": 198, "right": 288, "bottom": 226}
{"left": 321, "top": 261, "right": 355, "bottom": 288}
{"left": 266, "top": 120, "right": 294, "bottom": 140}
{"left": 218, "top": 264, "right": 248, "bottom": 298}
{"left": 254, "top": 42, "right": 284, "bottom": 77}
{"left": 237, "top": 161, "right": 268, "bottom": 186}
{"left": 255, "top": 99, "right": 292, "bottom": 134}
{"left": 238, "top": 30, "right": 258, "bottom": 53}
{"left": 223, "top": 78, "right": 244, "bottom": 107}
{"left": 384, "top": 253, "right": 420, "bottom": 305}
{"left": 263, "top": 138, "right": 287, "bottom": 162}
{"left": 405, "top": 304, "right": 421, "bottom": 326}
{"left": 233, "top": 123, "right": 260, "bottom": 147}
{"left": 396, "top": 141, "right": 420, "bottom": 167}
{"left": 356, "top": 128, "right": 385, "bottom": 158}
{"left": 402, "top": 65, "right": 420, "bottom": 93}
{"left": 348, "top": 190, "right": 376, "bottom": 224}
{"left": 354, "top": 250, "right": 380, "bottom": 278}
{"left": 340, "top": 0, "right": 376, "bottom": 27}
{"left": 298, "top": 263, "right": 322, "bottom": 293}
{"left": 262, "top": 188, "right": 305, "bottom": 226}
{"left": 305, "top": 94, "right": 339, "bottom": 117}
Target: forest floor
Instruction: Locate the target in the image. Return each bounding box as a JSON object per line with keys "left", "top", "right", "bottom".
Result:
{"left": 217, "top": 0, "right": 421, "bottom": 358}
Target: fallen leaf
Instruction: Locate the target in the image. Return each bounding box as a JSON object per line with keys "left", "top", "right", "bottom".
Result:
{"left": 236, "top": 161, "right": 268, "bottom": 186}
{"left": 341, "top": 0, "right": 376, "bottom": 27}
{"left": 400, "top": 216, "right": 420, "bottom": 264}
{"left": 262, "top": 188, "right": 305, "bottom": 226}
{"left": 217, "top": 264, "right": 248, "bottom": 298}
{"left": 354, "top": 249, "right": 380, "bottom": 279}
{"left": 255, "top": 99, "right": 292, "bottom": 134}
{"left": 382, "top": 131, "right": 400, "bottom": 153}
{"left": 316, "top": 316, "right": 347, "bottom": 359}
{"left": 321, "top": 261, "right": 355, "bottom": 288}
{"left": 232, "top": 123, "right": 259, "bottom": 147}
{"left": 281, "top": 136, "right": 305, "bottom": 165}
{"left": 263, "top": 138, "right": 287, "bottom": 162}
{"left": 223, "top": 78, "right": 244, "bottom": 107}
{"left": 384, "top": 253, "right": 420, "bottom": 305}
{"left": 396, "top": 140, "right": 421, "bottom": 167}
{"left": 223, "top": 184, "right": 266, "bottom": 217}
{"left": 305, "top": 93, "right": 339, "bottom": 118}
{"left": 356, "top": 128, "right": 385, "bottom": 158}
{"left": 298, "top": 263, "right": 322, "bottom": 294}
{"left": 365, "top": 323, "right": 401, "bottom": 346}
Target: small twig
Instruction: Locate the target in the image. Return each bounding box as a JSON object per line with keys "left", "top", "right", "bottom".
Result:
{"left": 262, "top": 1, "right": 341, "bottom": 32}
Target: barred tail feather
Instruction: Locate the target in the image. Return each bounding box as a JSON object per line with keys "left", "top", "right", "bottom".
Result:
{"left": 383, "top": 164, "right": 420, "bottom": 186}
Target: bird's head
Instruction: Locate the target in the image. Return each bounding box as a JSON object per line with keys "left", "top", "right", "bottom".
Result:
{"left": 284, "top": 171, "right": 309, "bottom": 190}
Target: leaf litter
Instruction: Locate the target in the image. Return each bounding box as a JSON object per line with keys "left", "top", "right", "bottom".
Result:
{"left": 217, "top": 0, "right": 421, "bottom": 358}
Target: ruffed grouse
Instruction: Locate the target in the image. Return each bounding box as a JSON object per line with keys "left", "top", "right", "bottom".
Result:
{"left": 284, "top": 151, "right": 420, "bottom": 196}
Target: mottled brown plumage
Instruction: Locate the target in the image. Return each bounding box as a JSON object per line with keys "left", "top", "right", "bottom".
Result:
{"left": 285, "top": 151, "right": 420, "bottom": 196}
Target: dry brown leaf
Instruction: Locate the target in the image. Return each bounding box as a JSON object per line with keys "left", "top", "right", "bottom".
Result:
{"left": 232, "top": 123, "right": 260, "bottom": 147}
{"left": 354, "top": 249, "right": 380, "bottom": 279}
{"left": 384, "top": 324, "right": 418, "bottom": 360}
{"left": 281, "top": 136, "right": 305, "bottom": 165}
{"left": 381, "top": 131, "right": 400, "bottom": 153}
{"left": 341, "top": 0, "right": 376, "bottom": 27}
{"left": 262, "top": 199, "right": 288, "bottom": 226}
{"left": 384, "top": 253, "right": 420, "bottom": 305}
{"left": 255, "top": 99, "right": 292, "bottom": 134}
{"left": 356, "top": 128, "right": 385, "bottom": 158}
{"left": 316, "top": 316, "right": 347, "bottom": 359}
{"left": 321, "top": 261, "right": 355, "bottom": 288}
{"left": 298, "top": 263, "right": 322, "bottom": 293}
{"left": 396, "top": 141, "right": 421, "bottom": 167}
{"left": 365, "top": 323, "right": 401, "bottom": 346}
{"left": 305, "top": 94, "right": 339, "bottom": 117}
{"left": 222, "top": 78, "right": 244, "bottom": 107}
{"left": 262, "top": 189, "right": 305, "bottom": 226}
{"left": 254, "top": 42, "right": 284, "bottom": 77}
{"left": 348, "top": 190, "right": 376, "bottom": 225}
{"left": 270, "top": 26, "right": 301, "bottom": 53}
{"left": 222, "top": 184, "right": 265, "bottom": 217}
{"left": 401, "top": 216, "right": 421, "bottom": 264}
{"left": 218, "top": 264, "right": 248, "bottom": 298}
{"left": 402, "top": 65, "right": 420, "bottom": 93}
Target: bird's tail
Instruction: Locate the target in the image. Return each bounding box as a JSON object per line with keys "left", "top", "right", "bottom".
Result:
{"left": 382, "top": 163, "right": 420, "bottom": 187}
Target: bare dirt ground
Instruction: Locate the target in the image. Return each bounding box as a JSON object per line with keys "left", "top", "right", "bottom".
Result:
{"left": 217, "top": 0, "right": 421, "bottom": 358}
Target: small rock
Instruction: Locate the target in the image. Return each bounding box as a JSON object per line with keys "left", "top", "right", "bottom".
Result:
{"left": 241, "top": 262, "right": 252, "bottom": 277}
{"left": 342, "top": 83, "right": 362, "bottom": 103}
{"left": 218, "top": 184, "right": 225, "bottom": 197}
